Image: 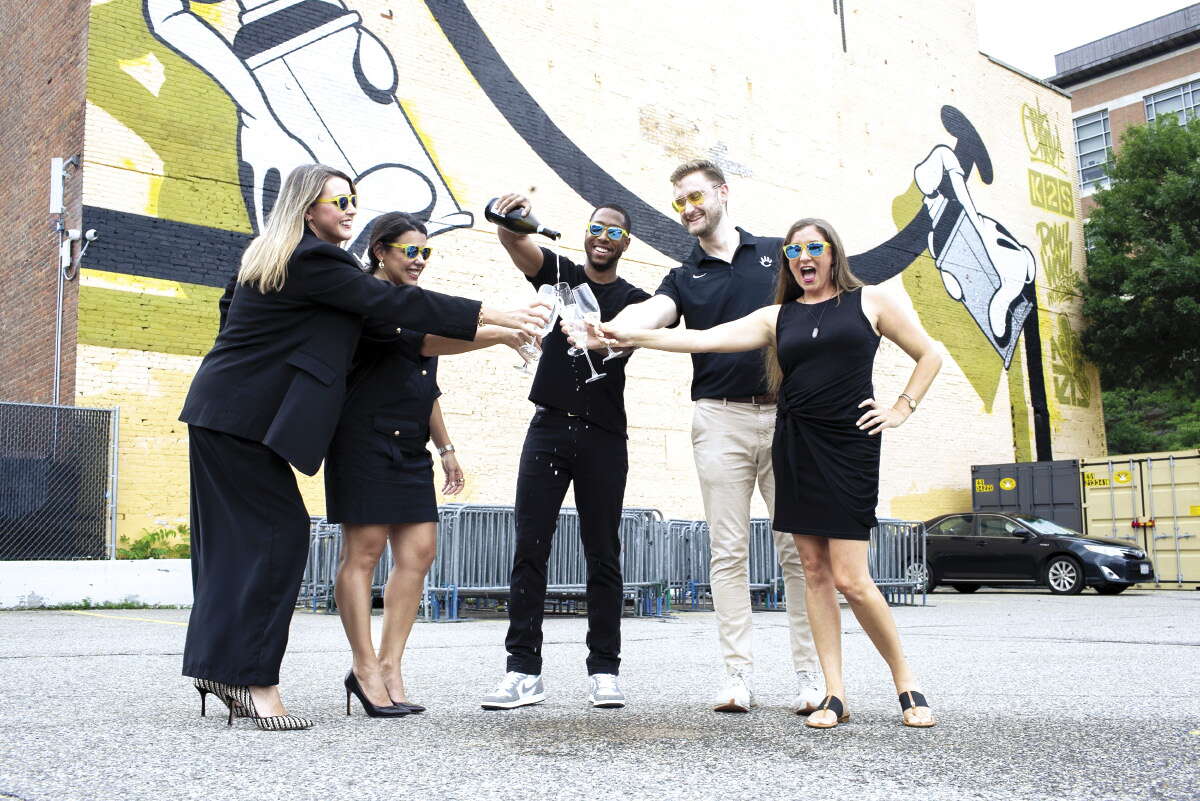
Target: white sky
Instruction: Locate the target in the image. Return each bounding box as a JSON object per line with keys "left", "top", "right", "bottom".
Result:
{"left": 975, "top": 0, "right": 1194, "bottom": 79}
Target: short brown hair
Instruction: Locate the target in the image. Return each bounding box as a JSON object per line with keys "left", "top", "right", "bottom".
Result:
{"left": 670, "top": 159, "right": 726, "bottom": 186}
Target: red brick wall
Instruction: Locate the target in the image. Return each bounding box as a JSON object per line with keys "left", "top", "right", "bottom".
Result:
{"left": 0, "top": 0, "right": 89, "bottom": 403}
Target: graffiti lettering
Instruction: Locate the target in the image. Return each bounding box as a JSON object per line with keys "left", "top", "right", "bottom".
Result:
{"left": 1050, "top": 315, "right": 1092, "bottom": 407}
{"left": 1028, "top": 170, "right": 1074, "bottom": 218}
{"left": 1037, "top": 221, "right": 1077, "bottom": 304}
{"left": 1021, "top": 99, "right": 1066, "bottom": 173}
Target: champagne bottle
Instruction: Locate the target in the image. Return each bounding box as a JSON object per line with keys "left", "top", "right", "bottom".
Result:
{"left": 485, "top": 198, "right": 561, "bottom": 240}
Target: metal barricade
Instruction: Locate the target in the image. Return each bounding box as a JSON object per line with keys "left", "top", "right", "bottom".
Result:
{"left": 425, "top": 504, "right": 669, "bottom": 620}
{"left": 0, "top": 401, "right": 119, "bottom": 560}
{"left": 301, "top": 509, "right": 928, "bottom": 615}
{"left": 868, "top": 518, "right": 928, "bottom": 606}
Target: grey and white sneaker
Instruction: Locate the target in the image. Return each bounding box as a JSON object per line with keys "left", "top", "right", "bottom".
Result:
{"left": 588, "top": 673, "right": 626, "bottom": 708}
{"left": 792, "top": 669, "right": 825, "bottom": 715}
{"left": 480, "top": 671, "right": 546, "bottom": 710}
{"left": 712, "top": 668, "right": 757, "bottom": 713}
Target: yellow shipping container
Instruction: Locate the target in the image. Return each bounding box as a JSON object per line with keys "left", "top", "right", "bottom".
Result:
{"left": 1081, "top": 450, "right": 1200, "bottom": 586}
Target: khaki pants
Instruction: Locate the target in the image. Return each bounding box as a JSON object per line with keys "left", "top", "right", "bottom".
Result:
{"left": 692, "top": 398, "right": 817, "bottom": 673}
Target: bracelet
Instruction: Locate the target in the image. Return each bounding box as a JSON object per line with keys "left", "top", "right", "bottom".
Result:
{"left": 477, "top": 306, "right": 485, "bottom": 328}
{"left": 437, "top": 444, "right": 455, "bottom": 456}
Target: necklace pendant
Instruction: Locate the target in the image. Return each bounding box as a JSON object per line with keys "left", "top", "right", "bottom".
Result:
{"left": 811, "top": 327, "right": 819, "bottom": 338}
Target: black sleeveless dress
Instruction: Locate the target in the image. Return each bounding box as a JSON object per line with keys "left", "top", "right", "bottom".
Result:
{"left": 772, "top": 290, "right": 881, "bottom": 540}
{"left": 324, "top": 325, "right": 441, "bottom": 525}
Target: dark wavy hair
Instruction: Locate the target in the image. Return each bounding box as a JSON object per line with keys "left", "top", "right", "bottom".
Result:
{"left": 366, "top": 212, "right": 428, "bottom": 274}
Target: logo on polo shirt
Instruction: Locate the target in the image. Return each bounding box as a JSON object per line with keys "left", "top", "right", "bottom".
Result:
{"left": 691, "top": 272, "right": 707, "bottom": 279}
{"left": 760, "top": 256, "right": 773, "bottom": 268}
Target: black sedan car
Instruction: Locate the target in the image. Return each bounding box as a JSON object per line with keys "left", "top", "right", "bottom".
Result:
{"left": 921, "top": 512, "right": 1155, "bottom": 595}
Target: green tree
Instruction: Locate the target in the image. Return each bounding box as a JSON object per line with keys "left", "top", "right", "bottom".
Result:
{"left": 1082, "top": 115, "right": 1200, "bottom": 453}
{"left": 1082, "top": 115, "right": 1200, "bottom": 391}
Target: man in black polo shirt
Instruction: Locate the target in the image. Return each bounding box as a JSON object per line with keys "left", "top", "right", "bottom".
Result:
{"left": 480, "top": 193, "right": 650, "bottom": 711}
{"left": 605, "top": 160, "right": 821, "bottom": 714}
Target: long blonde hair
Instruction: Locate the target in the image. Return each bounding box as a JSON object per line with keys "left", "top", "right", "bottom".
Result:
{"left": 238, "top": 164, "right": 356, "bottom": 292}
{"left": 764, "top": 217, "right": 865, "bottom": 394}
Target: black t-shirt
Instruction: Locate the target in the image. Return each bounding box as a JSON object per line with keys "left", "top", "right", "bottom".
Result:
{"left": 655, "top": 228, "right": 783, "bottom": 400}
{"left": 527, "top": 248, "right": 651, "bottom": 434}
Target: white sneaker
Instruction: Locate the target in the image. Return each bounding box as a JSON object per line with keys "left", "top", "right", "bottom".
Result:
{"left": 480, "top": 671, "right": 546, "bottom": 710}
{"left": 588, "top": 673, "right": 626, "bottom": 708}
{"left": 792, "top": 669, "right": 825, "bottom": 715}
{"left": 712, "top": 668, "right": 756, "bottom": 713}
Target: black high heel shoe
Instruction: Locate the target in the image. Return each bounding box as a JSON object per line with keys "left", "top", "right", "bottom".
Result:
{"left": 203, "top": 680, "right": 314, "bottom": 731}
{"left": 345, "top": 671, "right": 409, "bottom": 718}
{"left": 393, "top": 700, "right": 426, "bottom": 714}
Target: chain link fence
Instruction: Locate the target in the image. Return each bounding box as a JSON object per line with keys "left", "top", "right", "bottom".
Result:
{"left": 0, "top": 401, "right": 119, "bottom": 560}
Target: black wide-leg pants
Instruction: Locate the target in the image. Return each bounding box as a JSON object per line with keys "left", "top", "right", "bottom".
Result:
{"left": 505, "top": 412, "right": 628, "bottom": 676}
{"left": 182, "top": 425, "right": 311, "bottom": 686}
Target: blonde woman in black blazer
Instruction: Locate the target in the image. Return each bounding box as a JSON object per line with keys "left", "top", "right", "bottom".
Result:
{"left": 180, "top": 164, "right": 544, "bottom": 730}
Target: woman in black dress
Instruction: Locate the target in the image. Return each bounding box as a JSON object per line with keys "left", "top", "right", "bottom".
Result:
{"left": 327, "top": 212, "right": 528, "bottom": 717}
{"left": 180, "top": 166, "right": 546, "bottom": 730}
{"left": 600, "top": 217, "right": 942, "bottom": 729}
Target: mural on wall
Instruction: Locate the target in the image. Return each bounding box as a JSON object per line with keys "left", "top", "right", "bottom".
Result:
{"left": 1020, "top": 97, "right": 1092, "bottom": 412}
{"left": 87, "top": 0, "right": 1056, "bottom": 452}
{"left": 144, "top": 0, "right": 473, "bottom": 257}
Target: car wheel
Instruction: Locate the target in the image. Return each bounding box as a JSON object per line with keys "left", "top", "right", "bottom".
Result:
{"left": 907, "top": 562, "right": 937, "bottom": 593}
{"left": 1095, "top": 582, "right": 1129, "bottom": 595}
{"left": 1046, "top": 556, "right": 1084, "bottom": 595}
{"left": 951, "top": 584, "right": 979, "bottom": 593}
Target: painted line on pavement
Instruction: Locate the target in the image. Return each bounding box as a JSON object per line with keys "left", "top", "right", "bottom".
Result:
{"left": 66, "top": 610, "right": 186, "bottom": 626}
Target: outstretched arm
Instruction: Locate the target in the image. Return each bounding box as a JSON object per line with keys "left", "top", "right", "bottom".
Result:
{"left": 600, "top": 305, "right": 778, "bottom": 354}
{"left": 608, "top": 294, "right": 679, "bottom": 330}
{"left": 856, "top": 286, "right": 943, "bottom": 435}
{"left": 421, "top": 325, "right": 529, "bottom": 356}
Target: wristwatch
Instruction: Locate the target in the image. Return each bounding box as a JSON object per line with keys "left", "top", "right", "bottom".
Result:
{"left": 438, "top": 444, "right": 456, "bottom": 456}
{"left": 899, "top": 393, "right": 917, "bottom": 412}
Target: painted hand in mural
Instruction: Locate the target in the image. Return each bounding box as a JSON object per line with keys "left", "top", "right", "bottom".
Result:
{"left": 914, "top": 143, "right": 1035, "bottom": 360}
{"left": 144, "top": 0, "right": 473, "bottom": 242}
{"left": 237, "top": 116, "right": 318, "bottom": 230}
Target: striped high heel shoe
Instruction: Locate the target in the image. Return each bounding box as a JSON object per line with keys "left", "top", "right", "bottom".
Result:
{"left": 193, "top": 678, "right": 248, "bottom": 718}
{"left": 205, "top": 681, "right": 314, "bottom": 731}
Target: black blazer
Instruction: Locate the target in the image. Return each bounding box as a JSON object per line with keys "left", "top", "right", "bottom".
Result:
{"left": 180, "top": 231, "right": 480, "bottom": 475}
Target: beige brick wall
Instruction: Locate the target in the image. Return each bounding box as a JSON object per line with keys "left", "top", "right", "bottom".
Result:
{"left": 72, "top": 0, "right": 1104, "bottom": 543}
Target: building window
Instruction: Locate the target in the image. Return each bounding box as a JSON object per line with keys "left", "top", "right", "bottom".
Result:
{"left": 1073, "top": 110, "right": 1111, "bottom": 194}
{"left": 1144, "top": 80, "right": 1200, "bottom": 125}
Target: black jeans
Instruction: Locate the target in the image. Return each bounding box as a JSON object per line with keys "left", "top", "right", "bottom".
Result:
{"left": 505, "top": 411, "right": 628, "bottom": 676}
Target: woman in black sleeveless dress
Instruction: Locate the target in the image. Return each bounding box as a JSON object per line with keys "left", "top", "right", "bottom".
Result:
{"left": 601, "top": 217, "right": 942, "bottom": 729}
{"left": 327, "top": 213, "right": 529, "bottom": 716}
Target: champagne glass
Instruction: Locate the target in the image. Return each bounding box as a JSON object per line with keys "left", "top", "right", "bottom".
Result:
{"left": 515, "top": 284, "right": 560, "bottom": 375}
{"left": 572, "top": 284, "right": 624, "bottom": 362}
{"left": 556, "top": 285, "right": 606, "bottom": 383}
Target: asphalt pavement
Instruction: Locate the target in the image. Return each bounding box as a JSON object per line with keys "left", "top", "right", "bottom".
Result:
{"left": 0, "top": 589, "right": 1196, "bottom": 801}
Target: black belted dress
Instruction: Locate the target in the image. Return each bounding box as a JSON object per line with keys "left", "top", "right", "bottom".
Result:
{"left": 772, "top": 290, "right": 882, "bottom": 540}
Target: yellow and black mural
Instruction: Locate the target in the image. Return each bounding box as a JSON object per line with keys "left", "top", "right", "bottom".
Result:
{"left": 79, "top": 0, "right": 1104, "bottom": 540}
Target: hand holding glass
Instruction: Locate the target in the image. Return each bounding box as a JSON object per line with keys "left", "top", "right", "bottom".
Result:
{"left": 515, "top": 284, "right": 561, "bottom": 375}
{"left": 571, "top": 284, "right": 624, "bottom": 362}
{"left": 556, "top": 284, "right": 606, "bottom": 383}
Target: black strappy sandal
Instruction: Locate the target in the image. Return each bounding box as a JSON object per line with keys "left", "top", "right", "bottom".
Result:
{"left": 804, "top": 695, "right": 849, "bottom": 729}
{"left": 899, "top": 690, "right": 936, "bottom": 728}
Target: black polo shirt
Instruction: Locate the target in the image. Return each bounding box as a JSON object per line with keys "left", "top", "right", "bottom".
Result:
{"left": 527, "top": 248, "right": 651, "bottom": 435}
{"left": 655, "top": 227, "right": 783, "bottom": 400}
